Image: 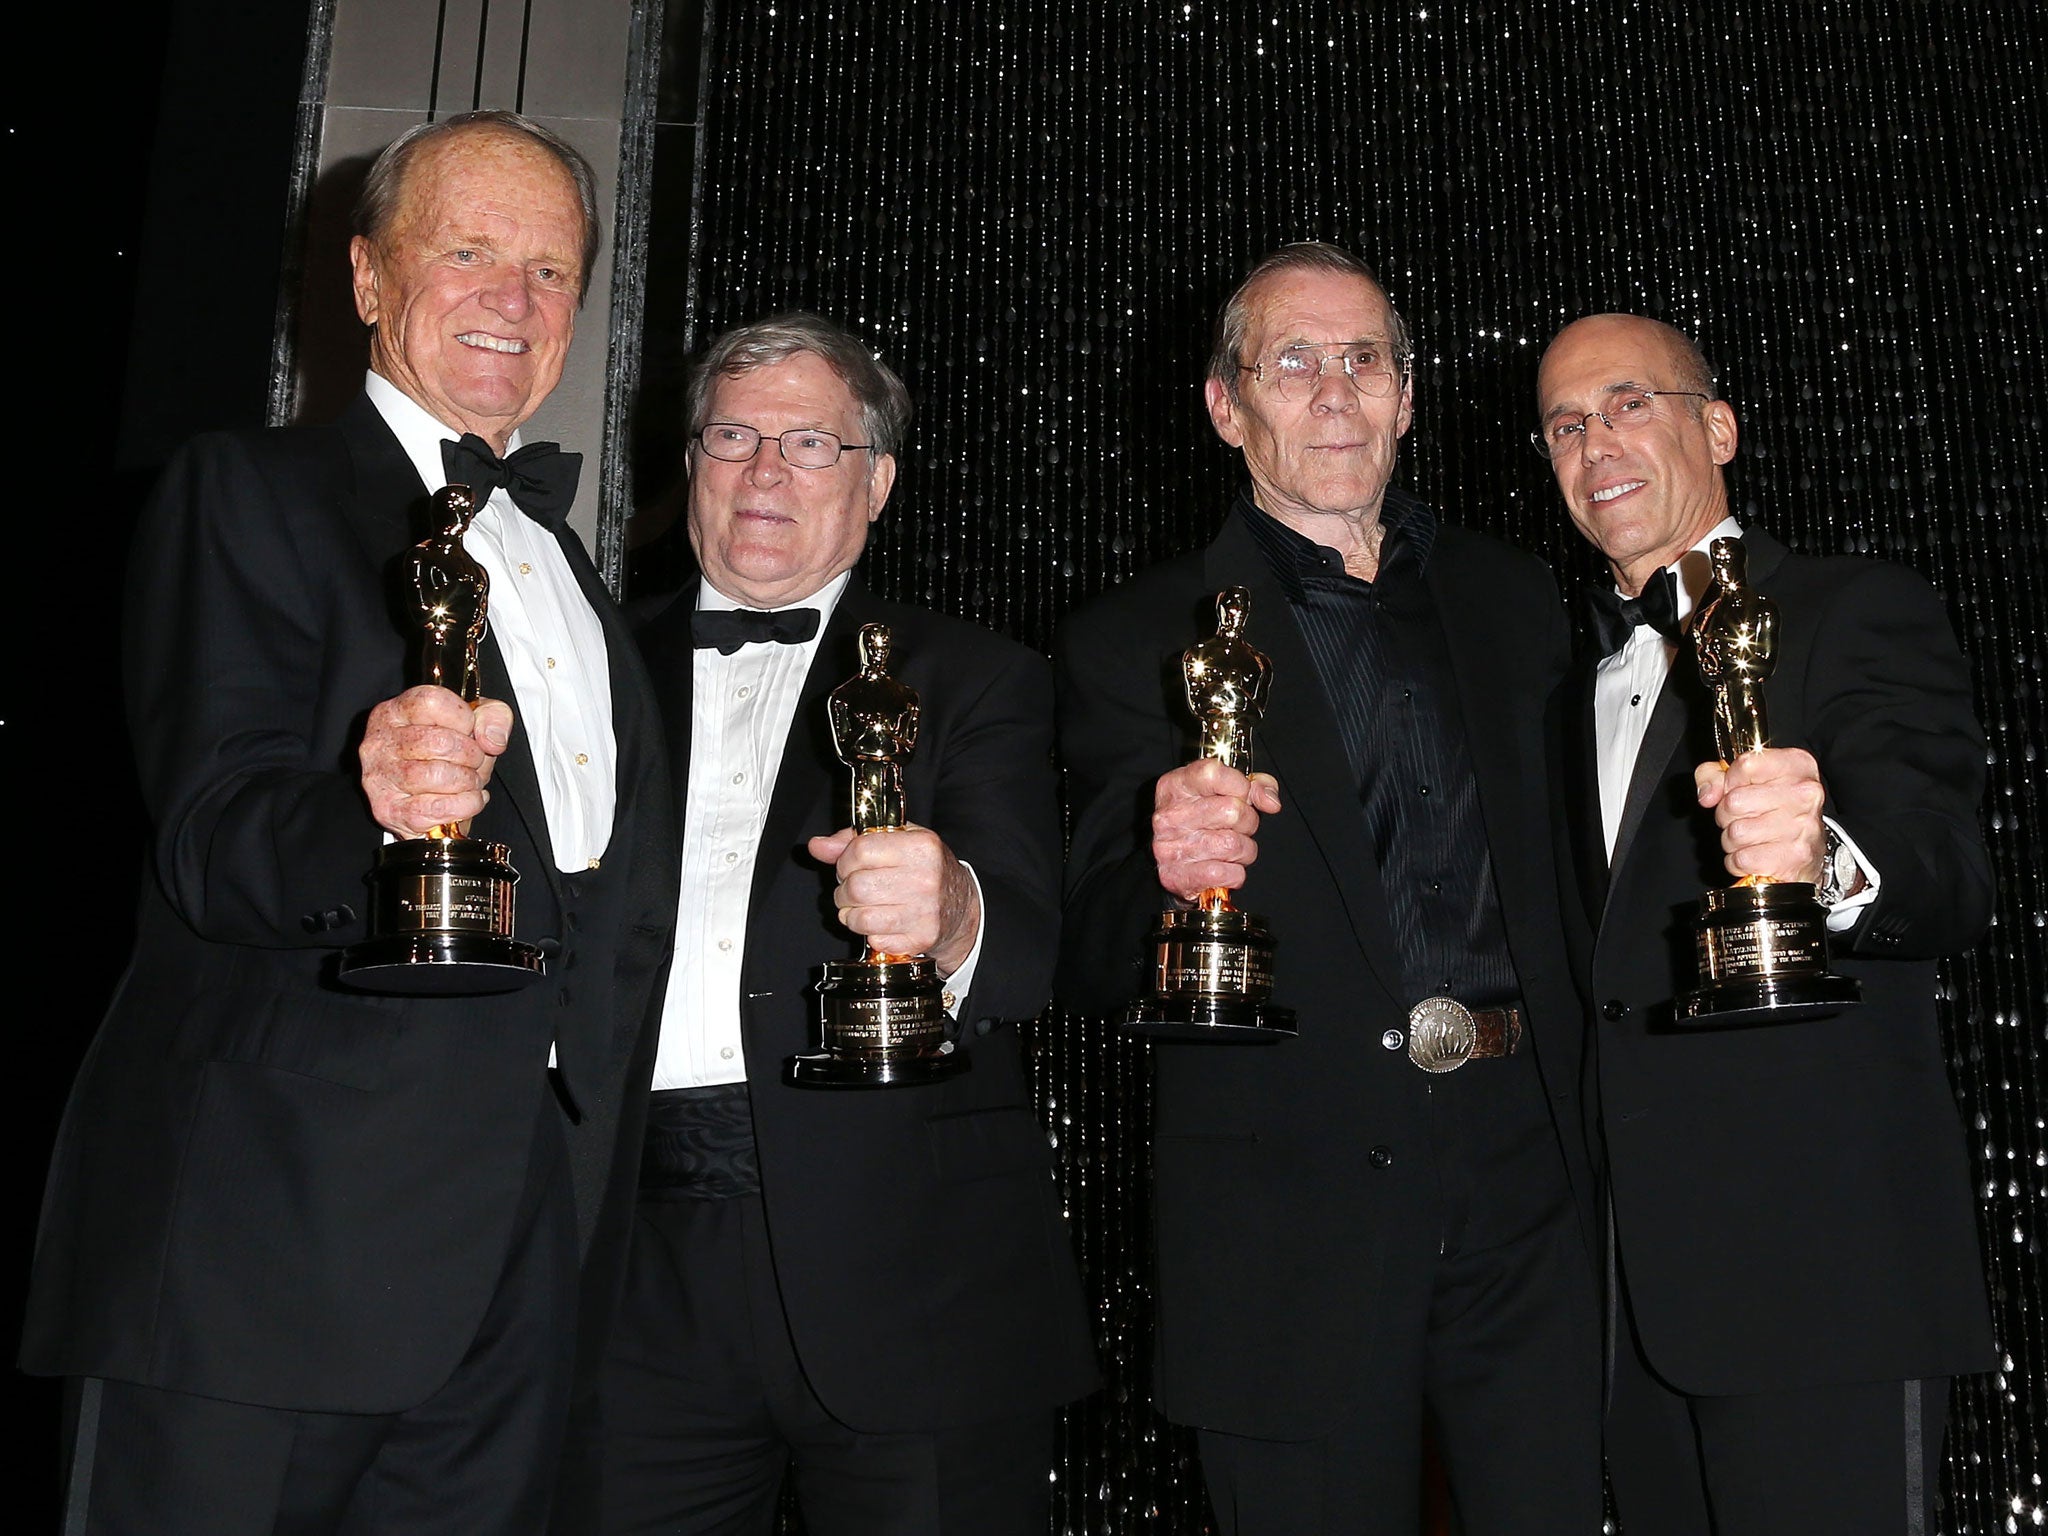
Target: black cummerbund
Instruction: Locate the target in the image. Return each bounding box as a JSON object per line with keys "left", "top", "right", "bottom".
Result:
{"left": 639, "top": 1083, "right": 761, "bottom": 1201}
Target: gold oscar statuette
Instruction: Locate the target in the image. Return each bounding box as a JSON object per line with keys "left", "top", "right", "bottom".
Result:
{"left": 1674, "top": 537, "right": 1860, "bottom": 1025}
{"left": 790, "top": 623, "right": 968, "bottom": 1086}
{"left": 1123, "top": 587, "right": 1297, "bottom": 1041}
{"left": 339, "top": 484, "right": 544, "bottom": 994}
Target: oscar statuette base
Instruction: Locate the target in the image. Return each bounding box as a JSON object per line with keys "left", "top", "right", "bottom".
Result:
{"left": 339, "top": 835, "right": 545, "bottom": 995}
{"left": 1122, "top": 906, "right": 1296, "bottom": 1042}
{"left": 790, "top": 956, "right": 971, "bottom": 1088}
{"left": 1673, "top": 880, "right": 1863, "bottom": 1027}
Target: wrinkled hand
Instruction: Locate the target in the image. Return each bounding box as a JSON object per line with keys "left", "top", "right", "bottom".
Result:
{"left": 806, "top": 824, "right": 981, "bottom": 976}
{"left": 360, "top": 685, "right": 513, "bottom": 838}
{"left": 1151, "top": 759, "right": 1282, "bottom": 904}
{"left": 1695, "top": 746, "right": 1828, "bottom": 885}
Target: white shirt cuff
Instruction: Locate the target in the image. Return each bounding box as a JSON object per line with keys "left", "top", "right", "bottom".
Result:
{"left": 1822, "top": 815, "right": 1882, "bottom": 932}
{"left": 940, "top": 860, "right": 986, "bottom": 1015}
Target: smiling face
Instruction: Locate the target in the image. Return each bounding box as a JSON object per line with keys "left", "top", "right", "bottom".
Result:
{"left": 687, "top": 352, "right": 898, "bottom": 608}
{"left": 1204, "top": 267, "right": 1414, "bottom": 540}
{"left": 1537, "top": 314, "right": 1739, "bottom": 595}
{"left": 350, "top": 127, "right": 585, "bottom": 451}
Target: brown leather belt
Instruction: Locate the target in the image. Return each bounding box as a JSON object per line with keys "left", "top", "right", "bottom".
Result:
{"left": 1406, "top": 998, "right": 1522, "bottom": 1073}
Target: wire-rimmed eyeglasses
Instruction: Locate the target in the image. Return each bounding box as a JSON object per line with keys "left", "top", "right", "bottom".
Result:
{"left": 1239, "top": 342, "right": 1409, "bottom": 401}
{"left": 1531, "top": 389, "right": 1710, "bottom": 459}
{"left": 696, "top": 422, "right": 873, "bottom": 469}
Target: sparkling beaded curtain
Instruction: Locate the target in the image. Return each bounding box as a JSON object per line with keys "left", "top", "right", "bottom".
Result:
{"left": 633, "top": 3, "right": 2044, "bottom": 1530}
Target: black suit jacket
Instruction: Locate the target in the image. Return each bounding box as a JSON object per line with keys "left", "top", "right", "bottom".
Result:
{"left": 1557, "top": 526, "right": 1995, "bottom": 1395}
{"left": 22, "top": 394, "right": 678, "bottom": 1414}
{"left": 635, "top": 579, "right": 1096, "bottom": 1433}
{"left": 1057, "top": 505, "right": 1590, "bottom": 1438}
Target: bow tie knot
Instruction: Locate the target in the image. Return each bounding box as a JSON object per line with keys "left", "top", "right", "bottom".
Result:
{"left": 691, "top": 606, "right": 822, "bottom": 655}
{"left": 1588, "top": 566, "right": 1683, "bottom": 656}
{"left": 440, "top": 434, "right": 582, "bottom": 530}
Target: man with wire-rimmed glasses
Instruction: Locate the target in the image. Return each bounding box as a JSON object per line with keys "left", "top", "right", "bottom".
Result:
{"left": 610, "top": 313, "right": 1095, "bottom": 1534}
{"left": 1059, "top": 244, "right": 1601, "bottom": 1535}
{"left": 1537, "top": 311, "right": 1993, "bottom": 1536}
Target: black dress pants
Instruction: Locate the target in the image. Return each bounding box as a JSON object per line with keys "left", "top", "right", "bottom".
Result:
{"left": 599, "top": 1089, "right": 1054, "bottom": 1536}
{"left": 1608, "top": 1262, "right": 1949, "bottom": 1536}
{"left": 1197, "top": 1057, "right": 1603, "bottom": 1536}
{"left": 62, "top": 1101, "right": 579, "bottom": 1536}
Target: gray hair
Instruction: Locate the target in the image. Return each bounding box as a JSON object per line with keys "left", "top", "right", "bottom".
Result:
{"left": 354, "top": 110, "right": 602, "bottom": 303}
{"left": 1208, "top": 242, "right": 1414, "bottom": 401}
{"left": 685, "top": 313, "right": 914, "bottom": 459}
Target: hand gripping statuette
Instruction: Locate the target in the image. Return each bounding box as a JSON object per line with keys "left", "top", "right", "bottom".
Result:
{"left": 1124, "top": 587, "right": 1296, "bottom": 1041}
{"left": 1675, "top": 537, "right": 1860, "bottom": 1025}
{"left": 790, "top": 624, "right": 968, "bottom": 1086}
{"left": 339, "top": 484, "right": 544, "bottom": 993}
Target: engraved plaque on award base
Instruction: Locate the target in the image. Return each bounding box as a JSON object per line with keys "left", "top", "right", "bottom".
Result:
{"left": 1673, "top": 538, "right": 1859, "bottom": 1027}
{"left": 1123, "top": 587, "right": 1296, "bottom": 1042}
{"left": 340, "top": 834, "right": 544, "bottom": 994}
{"left": 790, "top": 623, "right": 970, "bottom": 1087}
{"left": 793, "top": 955, "right": 966, "bottom": 1086}
{"left": 1675, "top": 881, "right": 1861, "bottom": 1025}
{"left": 1124, "top": 902, "right": 1296, "bottom": 1040}
{"left": 339, "top": 485, "right": 544, "bottom": 996}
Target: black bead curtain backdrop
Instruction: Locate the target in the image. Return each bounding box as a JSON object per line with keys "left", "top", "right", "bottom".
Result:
{"left": 631, "top": 3, "right": 2044, "bottom": 1531}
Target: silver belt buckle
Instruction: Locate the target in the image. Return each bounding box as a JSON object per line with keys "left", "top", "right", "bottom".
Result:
{"left": 1407, "top": 996, "right": 1477, "bottom": 1073}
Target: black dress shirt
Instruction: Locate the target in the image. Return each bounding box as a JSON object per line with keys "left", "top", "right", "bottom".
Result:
{"left": 1237, "top": 489, "right": 1519, "bottom": 1009}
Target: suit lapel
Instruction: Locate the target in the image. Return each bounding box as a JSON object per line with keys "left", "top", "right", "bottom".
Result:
{"left": 1204, "top": 518, "right": 1406, "bottom": 1007}
{"left": 747, "top": 583, "right": 866, "bottom": 926}
{"left": 1428, "top": 551, "right": 1542, "bottom": 942}
{"left": 1560, "top": 661, "right": 1607, "bottom": 922}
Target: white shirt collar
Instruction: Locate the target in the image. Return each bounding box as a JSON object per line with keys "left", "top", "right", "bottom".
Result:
{"left": 363, "top": 369, "right": 524, "bottom": 496}
{"left": 695, "top": 568, "right": 853, "bottom": 624}
{"left": 1603, "top": 515, "right": 1745, "bottom": 630}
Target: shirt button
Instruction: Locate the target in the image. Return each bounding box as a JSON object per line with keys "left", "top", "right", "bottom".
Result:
{"left": 1381, "top": 1029, "right": 1404, "bottom": 1050}
{"left": 586, "top": 857, "right": 601, "bottom": 870}
{"left": 1430, "top": 881, "right": 1441, "bottom": 893}
{"left": 1418, "top": 784, "right": 1430, "bottom": 797}
{"left": 732, "top": 772, "right": 746, "bottom": 785}
{"left": 719, "top": 1045, "right": 735, "bottom": 1060}
{"left": 546, "top": 656, "right": 558, "bottom": 669}
{"left": 724, "top": 850, "right": 739, "bottom": 864}
{"left": 736, "top": 686, "right": 751, "bottom": 700}
{"left": 717, "top": 938, "right": 733, "bottom": 951}
{"left": 575, "top": 752, "right": 589, "bottom": 766}
{"left": 519, "top": 562, "right": 533, "bottom": 575}
{"left": 942, "top": 991, "right": 958, "bottom": 1011}
{"left": 1369, "top": 1145, "right": 1394, "bottom": 1169}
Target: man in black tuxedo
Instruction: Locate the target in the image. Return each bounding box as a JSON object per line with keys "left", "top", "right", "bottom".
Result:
{"left": 23, "top": 112, "right": 677, "bottom": 1532}
{"left": 1536, "top": 312, "right": 1994, "bottom": 1535}
{"left": 1058, "top": 244, "right": 1600, "bottom": 1536}
{"left": 606, "top": 314, "right": 1095, "bottom": 1535}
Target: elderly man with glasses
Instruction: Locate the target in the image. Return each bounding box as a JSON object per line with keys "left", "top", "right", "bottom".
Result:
{"left": 607, "top": 313, "right": 1095, "bottom": 1536}
{"left": 1058, "top": 244, "right": 1601, "bottom": 1536}
{"left": 1536, "top": 312, "right": 1992, "bottom": 1536}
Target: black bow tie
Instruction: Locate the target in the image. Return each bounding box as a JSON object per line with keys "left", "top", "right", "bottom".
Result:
{"left": 1588, "top": 566, "right": 1683, "bottom": 656}
{"left": 440, "top": 434, "right": 582, "bottom": 530}
{"left": 691, "top": 606, "right": 822, "bottom": 655}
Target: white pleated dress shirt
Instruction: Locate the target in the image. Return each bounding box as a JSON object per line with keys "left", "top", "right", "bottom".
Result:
{"left": 1591, "top": 517, "right": 1876, "bottom": 927}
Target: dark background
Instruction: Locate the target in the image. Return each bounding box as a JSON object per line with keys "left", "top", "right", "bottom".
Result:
{"left": 17, "top": 2, "right": 2041, "bottom": 1531}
